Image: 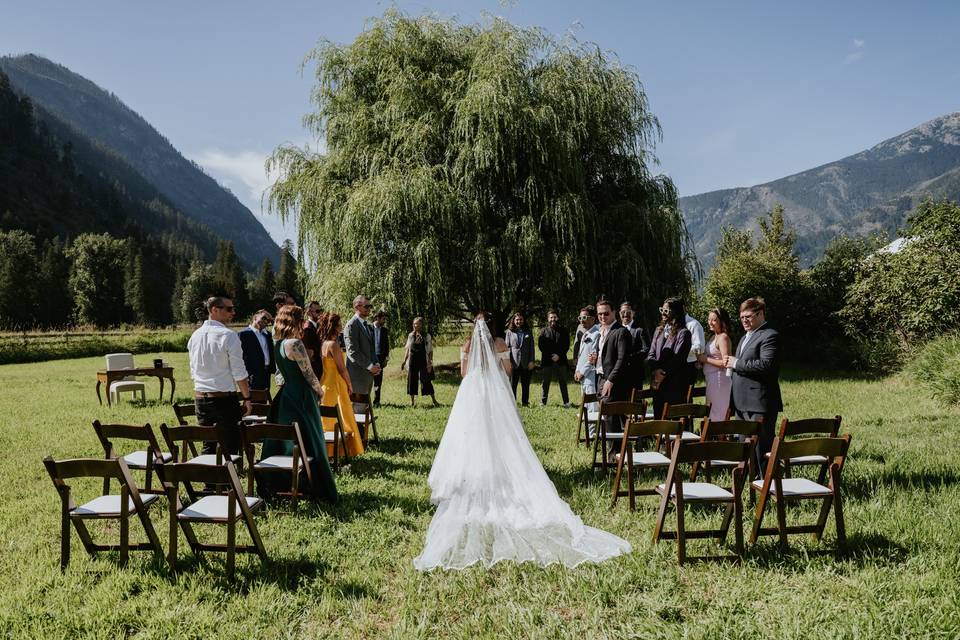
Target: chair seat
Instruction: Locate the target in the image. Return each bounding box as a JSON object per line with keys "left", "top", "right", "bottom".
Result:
{"left": 656, "top": 482, "right": 734, "bottom": 501}
{"left": 708, "top": 459, "right": 741, "bottom": 467}
{"left": 355, "top": 413, "right": 375, "bottom": 424}
{"left": 184, "top": 454, "right": 242, "bottom": 466}
{"left": 680, "top": 431, "right": 699, "bottom": 441}
{"left": 122, "top": 450, "right": 174, "bottom": 468}
{"left": 751, "top": 477, "right": 833, "bottom": 497}
{"left": 587, "top": 411, "right": 600, "bottom": 422}
{"left": 241, "top": 415, "right": 267, "bottom": 423}
{"left": 764, "top": 452, "right": 829, "bottom": 465}
{"left": 617, "top": 451, "right": 671, "bottom": 466}
{"left": 179, "top": 495, "right": 262, "bottom": 520}
{"left": 109, "top": 380, "right": 145, "bottom": 392}
{"left": 644, "top": 409, "right": 655, "bottom": 419}
{"left": 73, "top": 494, "right": 159, "bottom": 517}
{"left": 254, "top": 455, "right": 311, "bottom": 470}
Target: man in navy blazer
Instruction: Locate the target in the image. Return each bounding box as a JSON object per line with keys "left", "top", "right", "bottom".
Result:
{"left": 238, "top": 309, "right": 275, "bottom": 391}
{"left": 724, "top": 297, "right": 782, "bottom": 475}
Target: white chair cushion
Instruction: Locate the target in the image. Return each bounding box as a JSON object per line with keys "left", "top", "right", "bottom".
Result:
{"left": 122, "top": 450, "right": 173, "bottom": 468}
{"left": 255, "top": 455, "right": 311, "bottom": 470}
{"left": 184, "top": 454, "right": 241, "bottom": 466}
{"left": 587, "top": 411, "right": 600, "bottom": 422}
{"left": 680, "top": 431, "right": 699, "bottom": 441}
{"left": 764, "top": 452, "right": 829, "bottom": 465}
{"left": 110, "top": 381, "right": 145, "bottom": 393}
{"left": 73, "top": 494, "right": 158, "bottom": 516}
{"left": 751, "top": 478, "right": 832, "bottom": 496}
{"left": 354, "top": 413, "right": 370, "bottom": 424}
{"left": 241, "top": 415, "right": 267, "bottom": 423}
{"left": 656, "top": 482, "right": 734, "bottom": 501}
{"left": 180, "top": 495, "right": 261, "bottom": 520}
{"left": 623, "top": 451, "right": 671, "bottom": 466}
{"left": 644, "top": 409, "right": 656, "bottom": 419}
{"left": 708, "top": 459, "right": 740, "bottom": 467}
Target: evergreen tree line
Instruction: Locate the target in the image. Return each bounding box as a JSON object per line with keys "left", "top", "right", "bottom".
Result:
{"left": 0, "top": 231, "right": 302, "bottom": 330}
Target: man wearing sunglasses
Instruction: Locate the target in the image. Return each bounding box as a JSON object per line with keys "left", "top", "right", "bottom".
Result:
{"left": 187, "top": 295, "right": 251, "bottom": 456}
{"left": 344, "top": 294, "right": 382, "bottom": 409}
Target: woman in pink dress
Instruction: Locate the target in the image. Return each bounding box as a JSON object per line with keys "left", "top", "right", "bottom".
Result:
{"left": 697, "top": 308, "right": 733, "bottom": 422}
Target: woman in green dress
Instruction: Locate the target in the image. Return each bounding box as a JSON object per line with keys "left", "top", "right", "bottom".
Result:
{"left": 263, "top": 304, "right": 338, "bottom": 503}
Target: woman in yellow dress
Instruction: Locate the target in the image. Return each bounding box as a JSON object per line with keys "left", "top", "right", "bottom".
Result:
{"left": 317, "top": 312, "right": 365, "bottom": 457}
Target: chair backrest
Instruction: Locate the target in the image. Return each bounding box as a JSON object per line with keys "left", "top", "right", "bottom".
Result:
{"left": 778, "top": 416, "right": 842, "bottom": 439}
{"left": 248, "top": 389, "right": 272, "bottom": 405}
{"left": 662, "top": 403, "right": 711, "bottom": 420}
{"left": 581, "top": 393, "right": 599, "bottom": 405}
{"left": 92, "top": 421, "right": 164, "bottom": 458}
{"left": 241, "top": 421, "right": 302, "bottom": 447}
{"left": 771, "top": 435, "right": 851, "bottom": 465}
{"left": 630, "top": 388, "right": 655, "bottom": 403}
{"left": 623, "top": 419, "right": 685, "bottom": 438}
{"left": 700, "top": 418, "right": 762, "bottom": 440}
{"left": 173, "top": 402, "right": 198, "bottom": 426}
{"left": 686, "top": 385, "right": 708, "bottom": 403}
{"left": 105, "top": 353, "right": 136, "bottom": 382}
{"left": 671, "top": 439, "right": 752, "bottom": 465}
{"left": 319, "top": 404, "right": 342, "bottom": 420}
{"left": 44, "top": 456, "right": 128, "bottom": 482}
{"left": 599, "top": 401, "right": 645, "bottom": 417}
{"left": 159, "top": 423, "right": 223, "bottom": 462}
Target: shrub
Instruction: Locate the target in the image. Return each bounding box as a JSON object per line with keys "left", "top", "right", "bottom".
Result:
{"left": 907, "top": 334, "right": 960, "bottom": 406}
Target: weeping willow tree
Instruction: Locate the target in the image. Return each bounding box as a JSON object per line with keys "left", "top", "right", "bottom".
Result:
{"left": 268, "top": 11, "right": 693, "bottom": 332}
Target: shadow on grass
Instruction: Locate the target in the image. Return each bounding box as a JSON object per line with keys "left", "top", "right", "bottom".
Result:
{"left": 329, "top": 488, "right": 430, "bottom": 522}
{"left": 744, "top": 530, "right": 911, "bottom": 569}
{"left": 779, "top": 364, "right": 879, "bottom": 383}
{"left": 843, "top": 467, "right": 960, "bottom": 500}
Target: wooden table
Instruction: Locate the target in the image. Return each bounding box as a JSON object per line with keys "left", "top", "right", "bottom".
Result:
{"left": 96, "top": 367, "right": 176, "bottom": 406}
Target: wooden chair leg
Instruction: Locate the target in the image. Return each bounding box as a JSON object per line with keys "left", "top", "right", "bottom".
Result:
{"left": 652, "top": 481, "right": 671, "bottom": 544}
{"left": 832, "top": 467, "right": 846, "bottom": 548}
{"left": 733, "top": 474, "right": 744, "bottom": 556}
{"left": 60, "top": 492, "right": 70, "bottom": 571}
{"left": 291, "top": 452, "right": 300, "bottom": 507}
{"left": 119, "top": 486, "right": 129, "bottom": 567}
{"left": 610, "top": 435, "right": 629, "bottom": 508}
{"left": 775, "top": 494, "right": 789, "bottom": 551}
{"left": 675, "top": 481, "right": 686, "bottom": 565}
{"left": 750, "top": 488, "right": 769, "bottom": 544}
{"left": 627, "top": 452, "right": 636, "bottom": 512}
{"left": 168, "top": 492, "right": 178, "bottom": 571}
{"left": 813, "top": 494, "right": 833, "bottom": 542}
{"left": 226, "top": 492, "right": 236, "bottom": 579}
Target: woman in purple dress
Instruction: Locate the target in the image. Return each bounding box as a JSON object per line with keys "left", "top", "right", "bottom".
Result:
{"left": 697, "top": 308, "right": 733, "bottom": 422}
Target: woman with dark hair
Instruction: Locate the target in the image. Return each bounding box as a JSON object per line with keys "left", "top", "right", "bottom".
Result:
{"left": 317, "top": 312, "right": 365, "bottom": 456}
{"left": 262, "top": 304, "right": 338, "bottom": 503}
{"left": 401, "top": 317, "right": 439, "bottom": 407}
{"left": 646, "top": 297, "right": 692, "bottom": 419}
{"left": 697, "top": 308, "right": 734, "bottom": 421}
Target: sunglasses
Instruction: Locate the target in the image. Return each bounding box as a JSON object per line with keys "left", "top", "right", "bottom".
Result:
{"left": 740, "top": 313, "right": 755, "bottom": 321}
{"left": 597, "top": 311, "right": 611, "bottom": 317}
{"left": 659, "top": 308, "right": 670, "bottom": 315}
{"left": 218, "top": 305, "right": 236, "bottom": 312}
{"left": 360, "top": 303, "right": 373, "bottom": 309}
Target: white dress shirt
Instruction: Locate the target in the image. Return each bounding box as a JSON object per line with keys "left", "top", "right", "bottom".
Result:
{"left": 187, "top": 320, "right": 248, "bottom": 392}
{"left": 685, "top": 314, "right": 705, "bottom": 363}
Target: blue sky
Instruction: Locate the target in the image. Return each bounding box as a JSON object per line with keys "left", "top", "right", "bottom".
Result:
{"left": 3, "top": 0, "right": 959, "bottom": 245}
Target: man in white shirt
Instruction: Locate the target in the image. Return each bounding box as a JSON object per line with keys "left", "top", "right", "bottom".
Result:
{"left": 188, "top": 296, "right": 251, "bottom": 454}
{"left": 685, "top": 311, "right": 705, "bottom": 391}
{"left": 574, "top": 306, "right": 600, "bottom": 435}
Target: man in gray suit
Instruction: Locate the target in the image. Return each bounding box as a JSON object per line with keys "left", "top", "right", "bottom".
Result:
{"left": 344, "top": 295, "right": 382, "bottom": 406}
{"left": 505, "top": 311, "right": 536, "bottom": 406}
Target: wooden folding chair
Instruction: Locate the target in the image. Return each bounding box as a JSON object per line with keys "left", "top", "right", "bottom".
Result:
{"left": 162, "top": 461, "right": 267, "bottom": 578}
{"left": 241, "top": 421, "right": 313, "bottom": 504}
{"left": 575, "top": 392, "right": 600, "bottom": 447}
{"left": 173, "top": 402, "right": 197, "bottom": 426}
{"left": 159, "top": 423, "right": 243, "bottom": 500}
{"left": 591, "top": 401, "right": 645, "bottom": 472}
{"left": 610, "top": 419, "right": 685, "bottom": 510}
{"left": 750, "top": 435, "right": 851, "bottom": 552}
{"left": 686, "top": 385, "right": 707, "bottom": 403}
{"left": 629, "top": 387, "right": 656, "bottom": 419}
{"left": 350, "top": 392, "right": 379, "bottom": 446}
{"left": 652, "top": 439, "right": 752, "bottom": 564}
{"left": 660, "top": 403, "right": 711, "bottom": 447}
{"left": 43, "top": 456, "right": 164, "bottom": 570}
{"left": 766, "top": 416, "right": 842, "bottom": 483}
{"left": 92, "top": 421, "right": 173, "bottom": 496}
{"left": 690, "top": 418, "right": 762, "bottom": 485}
{"left": 320, "top": 404, "right": 349, "bottom": 471}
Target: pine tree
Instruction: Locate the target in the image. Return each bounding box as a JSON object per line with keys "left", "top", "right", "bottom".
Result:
{"left": 276, "top": 239, "right": 300, "bottom": 302}
{"left": 124, "top": 248, "right": 148, "bottom": 325}
{"left": 0, "top": 230, "right": 39, "bottom": 329}
{"left": 248, "top": 258, "right": 276, "bottom": 311}
{"left": 170, "top": 260, "right": 188, "bottom": 323}
{"left": 178, "top": 261, "right": 216, "bottom": 325}
{"left": 212, "top": 240, "right": 248, "bottom": 314}
{"left": 67, "top": 233, "right": 128, "bottom": 328}
{"left": 36, "top": 237, "right": 72, "bottom": 328}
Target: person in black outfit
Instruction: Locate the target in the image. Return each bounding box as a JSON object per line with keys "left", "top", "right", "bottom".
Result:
{"left": 725, "top": 296, "right": 782, "bottom": 475}
{"left": 588, "top": 299, "right": 632, "bottom": 460}
{"left": 401, "top": 317, "right": 439, "bottom": 407}
{"left": 646, "top": 297, "right": 692, "bottom": 420}
{"left": 372, "top": 310, "right": 390, "bottom": 407}
{"left": 619, "top": 301, "right": 651, "bottom": 392}
{"left": 538, "top": 309, "right": 570, "bottom": 407}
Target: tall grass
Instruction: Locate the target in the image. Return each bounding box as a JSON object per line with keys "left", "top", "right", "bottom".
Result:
{"left": 907, "top": 334, "right": 960, "bottom": 405}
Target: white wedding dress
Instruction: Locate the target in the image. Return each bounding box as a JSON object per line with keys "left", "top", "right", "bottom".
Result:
{"left": 413, "top": 319, "right": 631, "bottom": 570}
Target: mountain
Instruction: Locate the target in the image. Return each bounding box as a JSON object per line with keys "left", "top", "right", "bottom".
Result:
{"left": 680, "top": 112, "right": 960, "bottom": 267}
{"left": 0, "top": 54, "right": 278, "bottom": 269}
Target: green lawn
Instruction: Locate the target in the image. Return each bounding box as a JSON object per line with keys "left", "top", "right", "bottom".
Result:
{"left": 1, "top": 349, "right": 959, "bottom": 638}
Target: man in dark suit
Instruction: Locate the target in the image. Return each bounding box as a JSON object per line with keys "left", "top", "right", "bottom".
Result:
{"left": 724, "top": 297, "right": 782, "bottom": 475}
{"left": 302, "top": 301, "right": 324, "bottom": 381}
{"left": 589, "top": 299, "right": 632, "bottom": 461}
{"left": 619, "top": 301, "right": 651, "bottom": 391}
{"left": 238, "top": 309, "right": 275, "bottom": 391}
{"left": 538, "top": 309, "right": 571, "bottom": 407}
{"left": 372, "top": 310, "right": 390, "bottom": 407}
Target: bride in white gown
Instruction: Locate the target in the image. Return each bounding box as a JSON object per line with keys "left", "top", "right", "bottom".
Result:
{"left": 413, "top": 315, "right": 631, "bottom": 570}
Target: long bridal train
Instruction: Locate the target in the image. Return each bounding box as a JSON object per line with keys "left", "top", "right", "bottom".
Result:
{"left": 413, "top": 319, "right": 630, "bottom": 570}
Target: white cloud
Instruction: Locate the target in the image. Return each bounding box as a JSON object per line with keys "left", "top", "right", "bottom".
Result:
{"left": 188, "top": 147, "right": 295, "bottom": 246}
{"left": 844, "top": 39, "right": 866, "bottom": 64}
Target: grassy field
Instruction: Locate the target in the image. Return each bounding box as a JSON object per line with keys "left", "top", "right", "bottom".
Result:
{"left": 1, "top": 348, "right": 959, "bottom": 638}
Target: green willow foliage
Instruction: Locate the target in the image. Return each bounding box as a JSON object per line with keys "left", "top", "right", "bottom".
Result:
{"left": 268, "top": 11, "right": 693, "bottom": 327}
